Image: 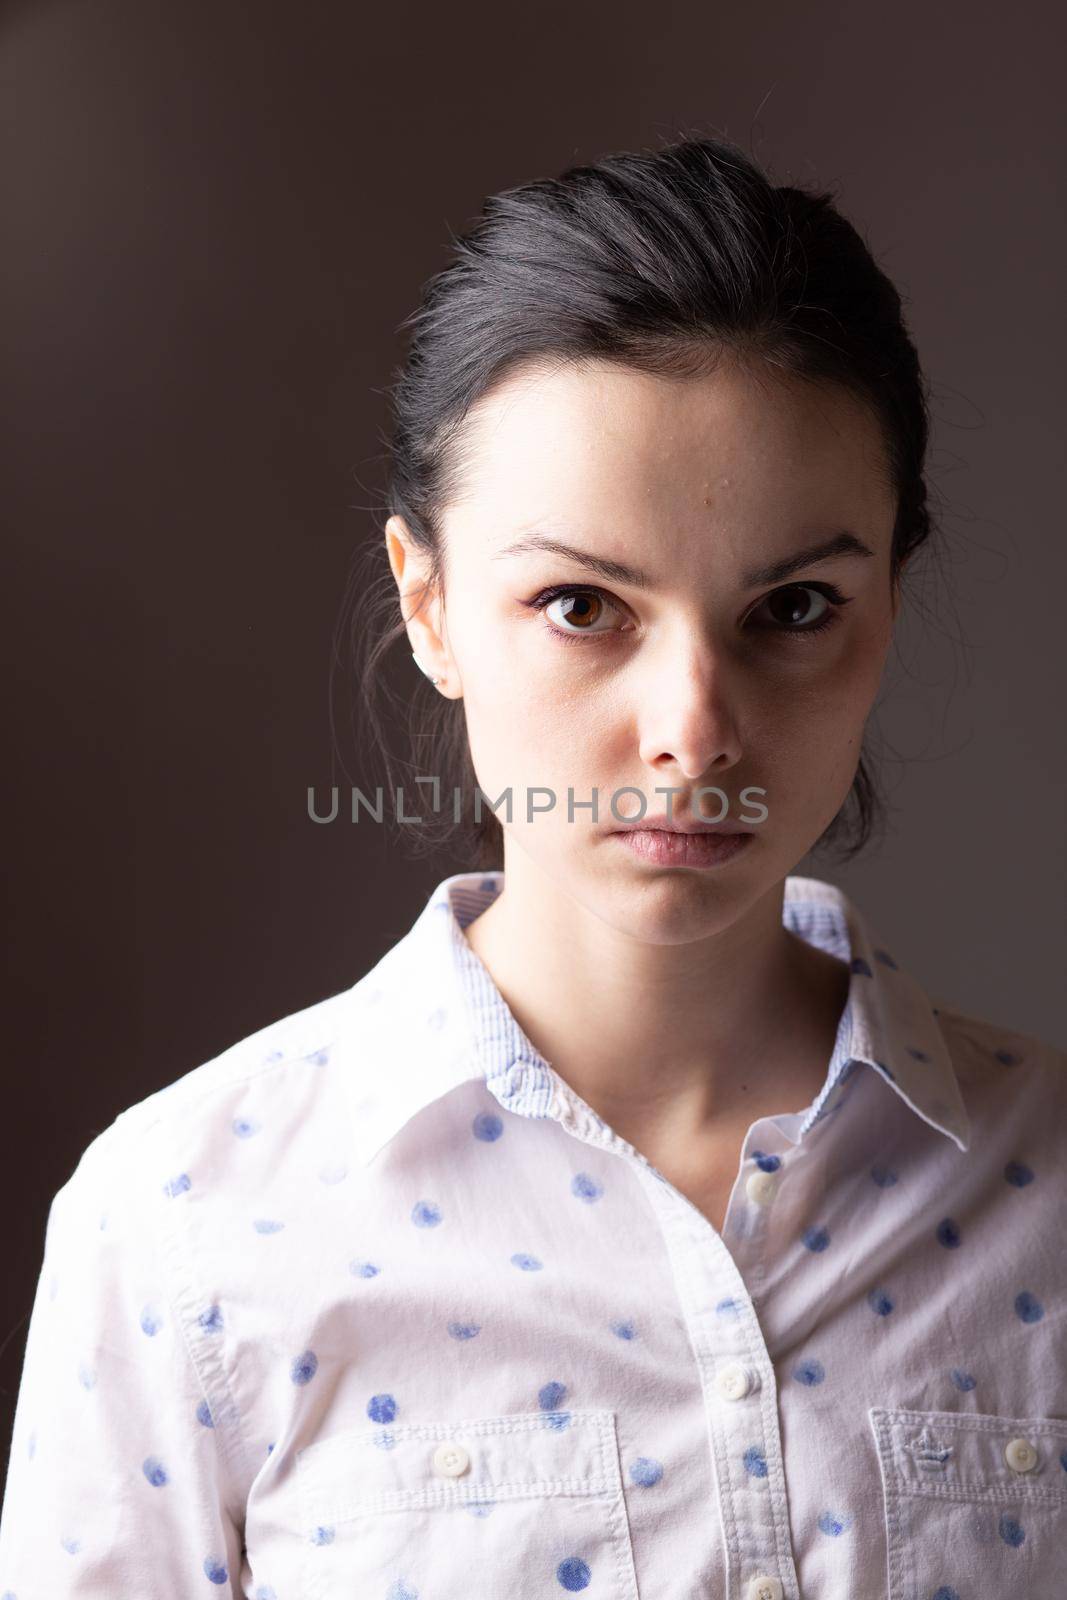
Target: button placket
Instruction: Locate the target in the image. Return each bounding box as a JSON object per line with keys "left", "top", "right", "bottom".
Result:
{"left": 631, "top": 1141, "right": 801, "bottom": 1600}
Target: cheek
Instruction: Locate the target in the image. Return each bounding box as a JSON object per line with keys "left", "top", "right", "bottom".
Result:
{"left": 755, "top": 632, "right": 889, "bottom": 766}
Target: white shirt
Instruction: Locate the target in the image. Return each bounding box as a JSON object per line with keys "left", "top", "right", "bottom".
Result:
{"left": 2, "top": 869, "right": 1065, "bottom": 1600}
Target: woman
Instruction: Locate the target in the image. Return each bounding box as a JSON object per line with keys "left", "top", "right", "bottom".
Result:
{"left": 2, "top": 135, "right": 1063, "bottom": 1600}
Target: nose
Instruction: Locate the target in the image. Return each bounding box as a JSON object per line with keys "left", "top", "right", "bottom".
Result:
{"left": 636, "top": 636, "right": 743, "bottom": 781}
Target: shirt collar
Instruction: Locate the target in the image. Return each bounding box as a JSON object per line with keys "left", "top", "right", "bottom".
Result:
{"left": 340, "top": 870, "right": 971, "bottom": 1168}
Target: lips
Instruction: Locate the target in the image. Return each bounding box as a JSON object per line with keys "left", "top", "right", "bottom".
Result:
{"left": 613, "top": 828, "right": 754, "bottom": 869}
{"left": 612, "top": 816, "right": 754, "bottom": 837}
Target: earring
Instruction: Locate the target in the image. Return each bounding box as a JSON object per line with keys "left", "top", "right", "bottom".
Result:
{"left": 411, "top": 650, "right": 442, "bottom": 687}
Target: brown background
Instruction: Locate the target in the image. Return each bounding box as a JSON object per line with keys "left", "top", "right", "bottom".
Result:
{"left": 2, "top": 0, "right": 1064, "bottom": 1489}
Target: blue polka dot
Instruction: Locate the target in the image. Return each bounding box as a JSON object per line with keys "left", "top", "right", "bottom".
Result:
{"left": 949, "top": 1368, "right": 976, "bottom": 1392}
{"left": 931, "top": 1589, "right": 960, "bottom": 1600}
{"left": 77, "top": 1362, "right": 96, "bottom": 1390}
{"left": 817, "top": 1510, "right": 853, "bottom": 1536}
{"left": 472, "top": 1112, "right": 504, "bottom": 1141}
{"left": 610, "top": 1319, "right": 637, "bottom": 1340}
{"left": 350, "top": 1259, "right": 381, "bottom": 1278}
{"left": 540, "top": 1382, "right": 567, "bottom": 1410}
{"left": 254, "top": 1587, "right": 278, "bottom": 1600}
{"left": 999, "top": 1512, "right": 1025, "bottom": 1547}
{"left": 196, "top": 1399, "right": 215, "bottom": 1428}
{"left": 1059, "top": 1447, "right": 1067, "bottom": 1473}
{"left": 511, "top": 1252, "right": 543, "bottom": 1271}
{"left": 142, "top": 1455, "right": 168, "bottom": 1487}
{"left": 60, "top": 1536, "right": 82, "bottom": 1554}
{"left": 802, "top": 1225, "right": 831, "bottom": 1252}
{"left": 872, "top": 1059, "right": 896, "bottom": 1082}
{"left": 936, "top": 1218, "right": 962, "bottom": 1249}
{"left": 715, "top": 1297, "right": 742, "bottom": 1318}
{"left": 751, "top": 1151, "right": 782, "bottom": 1172}
{"left": 309, "top": 1525, "right": 335, "bottom": 1545}
{"left": 386, "top": 1582, "right": 419, "bottom": 1600}
{"left": 868, "top": 1288, "right": 894, "bottom": 1316}
{"left": 873, "top": 948, "right": 898, "bottom": 969}
{"left": 557, "top": 1556, "right": 592, "bottom": 1591}
{"left": 232, "top": 1117, "right": 261, "bottom": 1138}
{"left": 1004, "top": 1161, "right": 1034, "bottom": 1187}
{"left": 198, "top": 1304, "right": 224, "bottom": 1334}
{"left": 411, "top": 1200, "right": 442, "bottom": 1227}
{"left": 163, "top": 1172, "right": 191, "bottom": 1197}
{"left": 308, "top": 1048, "right": 330, "bottom": 1066}
{"left": 793, "top": 1358, "right": 825, "bottom": 1386}
{"left": 629, "top": 1456, "right": 663, "bottom": 1486}
{"left": 446, "top": 1321, "right": 481, "bottom": 1340}
{"left": 571, "top": 1172, "right": 603, "bottom": 1202}
{"left": 1014, "top": 1291, "right": 1044, "bottom": 1323}
{"left": 850, "top": 957, "right": 873, "bottom": 977}
{"left": 291, "top": 1349, "right": 319, "bottom": 1385}
{"left": 994, "top": 1047, "right": 1022, "bottom": 1066}
{"left": 253, "top": 1219, "right": 285, "bottom": 1234}
{"left": 743, "top": 1446, "right": 768, "bottom": 1478}
{"left": 203, "top": 1556, "right": 228, "bottom": 1585}
{"left": 140, "top": 1306, "right": 163, "bottom": 1337}
{"left": 906, "top": 1046, "right": 930, "bottom": 1062}
{"left": 544, "top": 1409, "right": 572, "bottom": 1430}
{"left": 368, "top": 1392, "right": 397, "bottom": 1423}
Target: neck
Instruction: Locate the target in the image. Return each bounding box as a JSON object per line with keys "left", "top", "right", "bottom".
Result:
{"left": 462, "top": 849, "right": 850, "bottom": 1150}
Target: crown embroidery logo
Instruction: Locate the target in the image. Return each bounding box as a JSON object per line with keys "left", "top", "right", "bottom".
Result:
{"left": 905, "top": 1425, "right": 953, "bottom": 1471}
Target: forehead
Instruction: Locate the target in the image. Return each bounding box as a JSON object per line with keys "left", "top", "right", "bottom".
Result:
{"left": 443, "top": 356, "right": 892, "bottom": 532}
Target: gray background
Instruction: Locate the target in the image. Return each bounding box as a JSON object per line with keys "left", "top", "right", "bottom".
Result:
{"left": 2, "top": 0, "right": 1063, "bottom": 1478}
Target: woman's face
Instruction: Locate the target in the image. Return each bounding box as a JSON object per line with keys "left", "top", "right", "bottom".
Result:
{"left": 390, "top": 355, "right": 900, "bottom": 942}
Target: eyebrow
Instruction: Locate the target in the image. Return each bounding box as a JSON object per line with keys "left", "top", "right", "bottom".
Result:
{"left": 494, "top": 528, "right": 877, "bottom": 590}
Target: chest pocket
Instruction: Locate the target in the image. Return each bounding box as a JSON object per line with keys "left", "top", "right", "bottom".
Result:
{"left": 870, "top": 1405, "right": 1067, "bottom": 1597}
{"left": 294, "top": 1407, "right": 641, "bottom": 1599}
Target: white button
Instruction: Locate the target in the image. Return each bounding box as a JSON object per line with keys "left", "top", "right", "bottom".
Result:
{"left": 715, "top": 1360, "right": 758, "bottom": 1400}
{"left": 431, "top": 1442, "right": 471, "bottom": 1477}
{"left": 745, "top": 1170, "right": 779, "bottom": 1205}
{"left": 746, "top": 1576, "right": 783, "bottom": 1600}
{"left": 1005, "top": 1437, "right": 1038, "bottom": 1473}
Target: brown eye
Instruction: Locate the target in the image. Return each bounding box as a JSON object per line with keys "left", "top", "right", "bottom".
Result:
{"left": 534, "top": 586, "right": 626, "bottom": 639}
{"left": 750, "top": 582, "right": 850, "bottom": 639}
{"left": 546, "top": 591, "right": 606, "bottom": 631}
{"left": 763, "top": 585, "right": 830, "bottom": 629}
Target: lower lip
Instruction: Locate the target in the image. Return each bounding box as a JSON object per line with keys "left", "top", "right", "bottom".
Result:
{"left": 612, "top": 829, "right": 754, "bottom": 869}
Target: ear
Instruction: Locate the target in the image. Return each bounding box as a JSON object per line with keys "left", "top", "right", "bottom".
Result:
{"left": 384, "top": 515, "right": 458, "bottom": 695}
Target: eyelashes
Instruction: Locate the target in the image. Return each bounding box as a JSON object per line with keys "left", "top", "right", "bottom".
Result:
{"left": 521, "top": 581, "right": 853, "bottom": 647}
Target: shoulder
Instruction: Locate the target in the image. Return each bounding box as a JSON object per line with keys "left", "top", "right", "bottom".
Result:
{"left": 931, "top": 995, "right": 1065, "bottom": 1076}
{"left": 929, "top": 994, "right": 1067, "bottom": 1141}
{"left": 54, "top": 975, "right": 375, "bottom": 1229}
